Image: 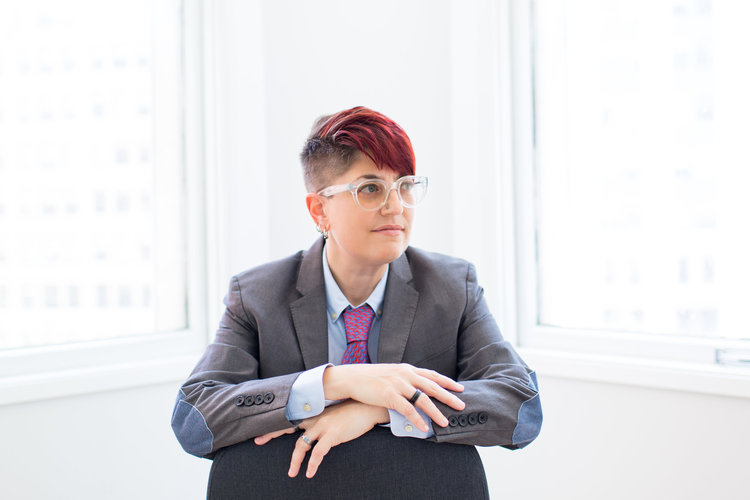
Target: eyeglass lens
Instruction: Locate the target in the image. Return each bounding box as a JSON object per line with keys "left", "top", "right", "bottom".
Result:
{"left": 355, "top": 178, "right": 427, "bottom": 210}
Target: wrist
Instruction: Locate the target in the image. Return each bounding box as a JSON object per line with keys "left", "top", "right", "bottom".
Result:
{"left": 322, "top": 365, "right": 348, "bottom": 401}
{"left": 374, "top": 405, "right": 390, "bottom": 425}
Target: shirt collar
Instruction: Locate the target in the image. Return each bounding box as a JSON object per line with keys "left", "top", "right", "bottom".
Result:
{"left": 322, "top": 244, "right": 388, "bottom": 321}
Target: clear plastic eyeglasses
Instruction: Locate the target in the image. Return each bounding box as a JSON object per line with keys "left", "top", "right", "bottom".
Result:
{"left": 317, "top": 175, "right": 429, "bottom": 211}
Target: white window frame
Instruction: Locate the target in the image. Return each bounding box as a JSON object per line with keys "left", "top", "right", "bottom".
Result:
{"left": 0, "top": 1, "right": 211, "bottom": 405}
{"left": 501, "top": 0, "right": 750, "bottom": 399}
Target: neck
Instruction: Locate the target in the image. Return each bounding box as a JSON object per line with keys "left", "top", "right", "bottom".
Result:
{"left": 326, "top": 247, "right": 387, "bottom": 306}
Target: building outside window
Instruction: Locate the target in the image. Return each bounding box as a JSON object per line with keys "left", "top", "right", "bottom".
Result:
{"left": 0, "top": 0, "right": 187, "bottom": 351}
{"left": 520, "top": 0, "right": 750, "bottom": 369}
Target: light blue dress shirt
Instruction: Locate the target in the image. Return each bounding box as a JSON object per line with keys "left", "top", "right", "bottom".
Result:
{"left": 285, "top": 246, "right": 432, "bottom": 438}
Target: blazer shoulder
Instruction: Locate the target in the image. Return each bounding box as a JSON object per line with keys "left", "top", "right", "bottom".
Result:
{"left": 400, "top": 247, "right": 480, "bottom": 327}
{"left": 402, "top": 246, "right": 476, "bottom": 298}
{"left": 231, "top": 250, "right": 306, "bottom": 305}
{"left": 404, "top": 246, "right": 473, "bottom": 278}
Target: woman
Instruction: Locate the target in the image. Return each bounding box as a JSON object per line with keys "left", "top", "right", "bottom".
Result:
{"left": 171, "top": 106, "right": 541, "bottom": 481}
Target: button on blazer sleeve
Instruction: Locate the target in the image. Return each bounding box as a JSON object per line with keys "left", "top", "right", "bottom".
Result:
{"left": 171, "top": 273, "right": 303, "bottom": 459}
{"left": 402, "top": 252, "right": 542, "bottom": 449}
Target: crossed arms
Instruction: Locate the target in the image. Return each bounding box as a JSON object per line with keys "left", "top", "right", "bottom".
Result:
{"left": 171, "top": 258, "right": 542, "bottom": 477}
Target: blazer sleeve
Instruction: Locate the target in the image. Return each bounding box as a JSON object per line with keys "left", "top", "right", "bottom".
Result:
{"left": 430, "top": 264, "right": 542, "bottom": 449}
{"left": 170, "top": 276, "right": 301, "bottom": 458}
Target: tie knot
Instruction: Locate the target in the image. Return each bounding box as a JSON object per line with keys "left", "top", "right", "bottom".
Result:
{"left": 342, "top": 304, "right": 375, "bottom": 343}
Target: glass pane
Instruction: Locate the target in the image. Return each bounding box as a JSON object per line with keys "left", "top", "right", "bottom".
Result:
{"left": 533, "top": 0, "right": 750, "bottom": 340}
{"left": 0, "top": 0, "right": 186, "bottom": 349}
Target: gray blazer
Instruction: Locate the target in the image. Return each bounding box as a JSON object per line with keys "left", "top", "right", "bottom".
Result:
{"left": 172, "top": 238, "right": 542, "bottom": 458}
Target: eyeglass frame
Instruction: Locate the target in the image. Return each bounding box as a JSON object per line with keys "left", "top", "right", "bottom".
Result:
{"left": 316, "top": 175, "right": 429, "bottom": 211}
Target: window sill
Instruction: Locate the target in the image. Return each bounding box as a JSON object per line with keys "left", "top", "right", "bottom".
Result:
{"left": 518, "top": 347, "right": 750, "bottom": 400}
{"left": 0, "top": 355, "right": 199, "bottom": 406}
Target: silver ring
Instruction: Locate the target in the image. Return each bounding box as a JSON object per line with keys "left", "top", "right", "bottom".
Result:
{"left": 300, "top": 434, "right": 312, "bottom": 445}
{"left": 408, "top": 389, "right": 422, "bottom": 405}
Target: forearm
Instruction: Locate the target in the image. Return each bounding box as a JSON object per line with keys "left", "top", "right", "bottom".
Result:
{"left": 173, "top": 370, "right": 302, "bottom": 457}
{"left": 321, "top": 364, "right": 348, "bottom": 401}
{"left": 429, "top": 368, "right": 541, "bottom": 448}
{"left": 172, "top": 334, "right": 311, "bottom": 457}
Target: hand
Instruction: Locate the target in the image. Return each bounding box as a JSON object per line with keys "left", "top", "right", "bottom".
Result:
{"left": 323, "top": 363, "right": 465, "bottom": 432}
{"left": 288, "top": 400, "right": 389, "bottom": 479}
{"left": 253, "top": 426, "right": 297, "bottom": 446}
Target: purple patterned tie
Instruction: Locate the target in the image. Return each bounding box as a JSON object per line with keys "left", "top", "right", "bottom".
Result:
{"left": 341, "top": 304, "right": 375, "bottom": 364}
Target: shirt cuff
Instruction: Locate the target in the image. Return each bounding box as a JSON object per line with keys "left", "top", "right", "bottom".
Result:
{"left": 387, "top": 407, "right": 435, "bottom": 439}
{"left": 286, "top": 363, "right": 331, "bottom": 421}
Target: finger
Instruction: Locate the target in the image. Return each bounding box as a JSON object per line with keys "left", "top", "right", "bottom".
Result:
{"left": 305, "top": 439, "right": 333, "bottom": 478}
{"left": 415, "top": 368, "right": 465, "bottom": 392}
{"left": 254, "top": 427, "right": 295, "bottom": 446}
{"left": 288, "top": 433, "right": 314, "bottom": 478}
{"left": 394, "top": 397, "right": 430, "bottom": 432}
{"left": 415, "top": 378, "right": 466, "bottom": 412}
{"left": 413, "top": 392, "right": 450, "bottom": 427}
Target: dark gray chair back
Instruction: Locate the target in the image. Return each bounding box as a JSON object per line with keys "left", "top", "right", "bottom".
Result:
{"left": 207, "top": 426, "right": 489, "bottom": 499}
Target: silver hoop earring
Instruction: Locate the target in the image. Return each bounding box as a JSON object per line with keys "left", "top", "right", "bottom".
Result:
{"left": 316, "top": 224, "right": 329, "bottom": 239}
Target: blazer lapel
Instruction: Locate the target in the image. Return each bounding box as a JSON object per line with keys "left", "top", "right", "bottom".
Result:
{"left": 290, "top": 238, "right": 329, "bottom": 370}
{"left": 378, "top": 250, "right": 419, "bottom": 364}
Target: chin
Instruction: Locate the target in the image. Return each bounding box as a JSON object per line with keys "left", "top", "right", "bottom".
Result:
{"left": 374, "top": 240, "right": 408, "bottom": 263}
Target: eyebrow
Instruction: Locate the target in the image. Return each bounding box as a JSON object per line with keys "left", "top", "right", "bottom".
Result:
{"left": 352, "top": 174, "right": 389, "bottom": 183}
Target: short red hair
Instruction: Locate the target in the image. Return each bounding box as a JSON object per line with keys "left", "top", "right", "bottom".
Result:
{"left": 300, "top": 106, "right": 415, "bottom": 192}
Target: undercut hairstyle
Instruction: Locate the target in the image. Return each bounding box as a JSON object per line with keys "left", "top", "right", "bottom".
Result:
{"left": 300, "top": 106, "right": 416, "bottom": 192}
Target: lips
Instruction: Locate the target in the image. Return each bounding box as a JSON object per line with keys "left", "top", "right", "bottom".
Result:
{"left": 372, "top": 224, "right": 404, "bottom": 235}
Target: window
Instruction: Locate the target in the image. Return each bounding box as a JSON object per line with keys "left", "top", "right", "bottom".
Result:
{"left": 514, "top": 0, "right": 750, "bottom": 372}
{"left": 0, "top": 0, "right": 187, "bottom": 349}
{"left": 0, "top": 1, "right": 206, "bottom": 399}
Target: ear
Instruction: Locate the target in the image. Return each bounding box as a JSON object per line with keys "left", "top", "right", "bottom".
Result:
{"left": 305, "top": 193, "right": 329, "bottom": 230}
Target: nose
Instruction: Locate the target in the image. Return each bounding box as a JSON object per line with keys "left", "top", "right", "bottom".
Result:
{"left": 381, "top": 187, "right": 404, "bottom": 215}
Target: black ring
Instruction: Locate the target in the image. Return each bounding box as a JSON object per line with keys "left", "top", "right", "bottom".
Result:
{"left": 408, "top": 389, "right": 422, "bottom": 405}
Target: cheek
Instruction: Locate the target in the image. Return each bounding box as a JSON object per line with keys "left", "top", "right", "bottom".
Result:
{"left": 329, "top": 209, "right": 366, "bottom": 237}
{"left": 403, "top": 210, "right": 415, "bottom": 228}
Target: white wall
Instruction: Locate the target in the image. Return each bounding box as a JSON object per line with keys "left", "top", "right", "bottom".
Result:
{"left": 0, "top": 382, "right": 210, "bottom": 500}
{"left": 480, "top": 375, "right": 750, "bottom": 499}
{"left": 2, "top": 1, "right": 748, "bottom": 499}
